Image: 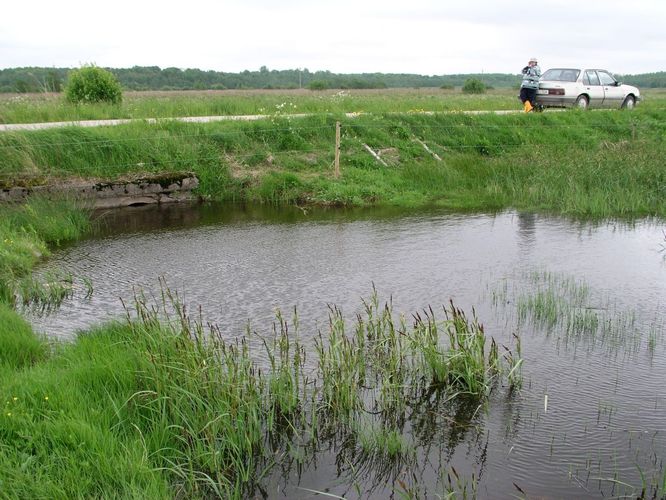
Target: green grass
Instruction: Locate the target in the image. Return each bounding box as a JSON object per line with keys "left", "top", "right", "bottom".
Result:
{"left": 0, "top": 291, "right": 268, "bottom": 498}
{"left": 0, "top": 320, "right": 171, "bottom": 498}
{"left": 0, "top": 88, "right": 526, "bottom": 124}
{"left": 2, "top": 88, "right": 665, "bottom": 125}
{"left": 356, "top": 421, "right": 413, "bottom": 458}
{"left": 0, "top": 303, "right": 46, "bottom": 368}
{"left": 0, "top": 197, "right": 90, "bottom": 304}
{"left": 1, "top": 108, "right": 665, "bottom": 217}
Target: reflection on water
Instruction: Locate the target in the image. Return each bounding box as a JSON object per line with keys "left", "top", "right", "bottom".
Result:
{"left": 29, "top": 203, "right": 666, "bottom": 498}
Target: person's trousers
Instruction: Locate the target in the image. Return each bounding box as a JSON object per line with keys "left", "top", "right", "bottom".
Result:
{"left": 520, "top": 87, "right": 537, "bottom": 104}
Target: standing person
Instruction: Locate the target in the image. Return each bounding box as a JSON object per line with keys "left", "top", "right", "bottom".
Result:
{"left": 520, "top": 57, "right": 541, "bottom": 112}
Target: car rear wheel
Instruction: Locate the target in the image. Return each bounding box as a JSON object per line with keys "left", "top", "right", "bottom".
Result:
{"left": 622, "top": 95, "right": 636, "bottom": 110}
{"left": 575, "top": 95, "right": 589, "bottom": 110}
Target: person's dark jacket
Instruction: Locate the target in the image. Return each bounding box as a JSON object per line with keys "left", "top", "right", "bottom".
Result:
{"left": 521, "top": 65, "right": 541, "bottom": 89}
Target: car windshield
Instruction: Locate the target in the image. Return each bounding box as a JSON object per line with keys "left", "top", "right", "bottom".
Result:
{"left": 541, "top": 69, "right": 580, "bottom": 82}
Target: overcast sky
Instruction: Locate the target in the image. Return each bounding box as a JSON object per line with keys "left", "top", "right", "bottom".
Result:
{"left": 2, "top": 0, "right": 664, "bottom": 75}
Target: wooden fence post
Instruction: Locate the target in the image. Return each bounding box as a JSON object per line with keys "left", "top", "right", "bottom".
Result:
{"left": 334, "top": 121, "right": 341, "bottom": 178}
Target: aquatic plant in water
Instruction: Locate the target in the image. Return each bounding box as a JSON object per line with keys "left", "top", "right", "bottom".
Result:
{"left": 115, "top": 284, "right": 522, "bottom": 497}
{"left": 512, "top": 270, "right": 658, "bottom": 354}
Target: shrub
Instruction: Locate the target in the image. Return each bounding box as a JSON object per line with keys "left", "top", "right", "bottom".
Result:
{"left": 462, "top": 78, "right": 486, "bottom": 94}
{"left": 308, "top": 80, "right": 328, "bottom": 91}
{"left": 65, "top": 65, "right": 122, "bottom": 104}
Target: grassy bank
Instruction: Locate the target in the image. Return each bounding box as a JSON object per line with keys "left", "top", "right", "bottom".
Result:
{"left": 0, "top": 198, "right": 90, "bottom": 304}
{"left": 1, "top": 107, "right": 665, "bottom": 217}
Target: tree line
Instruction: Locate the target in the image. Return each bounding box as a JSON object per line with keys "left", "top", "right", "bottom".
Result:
{"left": 1, "top": 66, "right": 664, "bottom": 93}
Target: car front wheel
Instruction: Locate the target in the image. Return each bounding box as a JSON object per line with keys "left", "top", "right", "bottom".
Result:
{"left": 575, "top": 95, "right": 589, "bottom": 110}
{"left": 622, "top": 95, "right": 636, "bottom": 110}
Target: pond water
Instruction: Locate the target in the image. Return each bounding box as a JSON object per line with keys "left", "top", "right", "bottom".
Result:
{"left": 29, "top": 203, "right": 666, "bottom": 499}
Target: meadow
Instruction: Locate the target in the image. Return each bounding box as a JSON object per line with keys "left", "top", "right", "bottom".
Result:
{"left": 0, "top": 88, "right": 525, "bottom": 124}
{"left": 1, "top": 88, "right": 665, "bottom": 124}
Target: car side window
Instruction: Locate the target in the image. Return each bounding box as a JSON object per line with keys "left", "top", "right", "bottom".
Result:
{"left": 598, "top": 71, "right": 616, "bottom": 86}
{"left": 584, "top": 70, "right": 600, "bottom": 86}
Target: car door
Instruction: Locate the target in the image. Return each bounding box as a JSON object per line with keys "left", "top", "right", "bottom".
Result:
{"left": 582, "top": 70, "right": 605, "bottom": 107}
{"left": 597, "top": 70, "right": 624, "bottom": 108}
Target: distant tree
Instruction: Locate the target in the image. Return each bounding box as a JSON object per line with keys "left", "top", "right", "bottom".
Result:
{"left": 65, "top": 65, "right": 122, "bottom": 104}
{"left": 15, "top": 79, "right": 31, "bottom": 93}
{"left": 462, "top": 78, "right": 486, "bottom": 94}
{"left": 45, "top": 70, "right": 62, "bottom": 92}
{"left": 2, "top": 66, "right": 662, "bottom": 94}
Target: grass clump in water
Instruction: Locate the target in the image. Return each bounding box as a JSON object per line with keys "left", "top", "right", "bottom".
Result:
{"left": 513, "top": 270, "right": 662, "bottom": 354}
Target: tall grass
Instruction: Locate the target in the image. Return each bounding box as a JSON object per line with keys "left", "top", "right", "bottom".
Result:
{"left": 1, "top": 109, "right": 664, "bottom": 216}
{"left": 0, "top": 303, "right": 46, "bottom": 368}
{"left": 0, "top": 196, "right": 90, "bottom": 304}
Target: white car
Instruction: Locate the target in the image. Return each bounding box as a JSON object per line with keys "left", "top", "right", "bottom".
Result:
{"left": 535, "top": 68, "right": 641, "bottom": 110}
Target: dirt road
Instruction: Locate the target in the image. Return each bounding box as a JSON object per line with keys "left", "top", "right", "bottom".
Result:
{"left": 0, "top": 110, "right": 529, "bottom": 132}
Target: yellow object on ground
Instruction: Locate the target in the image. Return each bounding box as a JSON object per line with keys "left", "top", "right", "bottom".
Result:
{"left": 523, "top": 101, "right": 533, "bottom": 113}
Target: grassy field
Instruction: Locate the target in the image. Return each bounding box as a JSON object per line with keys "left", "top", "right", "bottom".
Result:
{"left": 1, "top": 88, "right": 665, "bottom": 124}
{"left": 0, "top": 88, "right": 523, "bottom": 123}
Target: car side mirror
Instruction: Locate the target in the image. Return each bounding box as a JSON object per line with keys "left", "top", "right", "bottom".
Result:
{"left": 615, "top": 81, "right": 622, "bottom": 86}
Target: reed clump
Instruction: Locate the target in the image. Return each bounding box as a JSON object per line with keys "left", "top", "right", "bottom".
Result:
{"left": 514, "top": 270, "right": 656, "bottom": 353}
